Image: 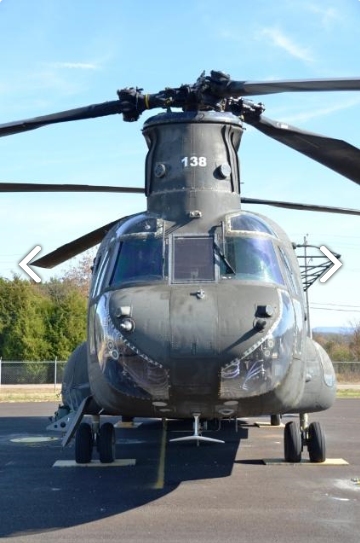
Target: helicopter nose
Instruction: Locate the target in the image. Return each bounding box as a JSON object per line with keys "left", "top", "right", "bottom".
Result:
{"left": 169, "top": 286, "right": 219, "bottom": 357}
{"left": 219, "top": 288, "right": 297, "bottom": 399}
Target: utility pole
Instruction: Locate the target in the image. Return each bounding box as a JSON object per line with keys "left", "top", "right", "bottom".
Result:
{"left": 304, "top": 234, "right": 312, "bottom": 338}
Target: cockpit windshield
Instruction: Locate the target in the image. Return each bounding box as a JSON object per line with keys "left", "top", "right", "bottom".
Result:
{"left": 222, "top": 236, "right": 284, "bottom": 285}
{"left": 110, "top": 237, "right": 163, "bottom": 285}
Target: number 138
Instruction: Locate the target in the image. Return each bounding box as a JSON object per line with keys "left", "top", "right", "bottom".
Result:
{"left": 181, "top": 156, "right": 207, "bottom": 167}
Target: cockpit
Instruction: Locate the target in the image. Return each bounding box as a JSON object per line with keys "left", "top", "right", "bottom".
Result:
{"left": 94, "top": 211, "right": 288, "bottom": 291}
{"left": 95, "top": 212, "right": 296, "bottom": 291}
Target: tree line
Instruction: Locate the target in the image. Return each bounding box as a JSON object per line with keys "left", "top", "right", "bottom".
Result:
{"left": 0, "top": 254, "right": 93, "bottom": 361}
{"left": 314, "top": 328, "right": 360, "bottom": 361}
{"left": 0, "top": 275, "right": 87, "bottom": 360}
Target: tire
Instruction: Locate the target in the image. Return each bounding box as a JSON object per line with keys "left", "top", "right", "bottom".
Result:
{"left": 270, "top": 414, "right": 281, "bottom": 426}
{"left": 307, "top": 422, "right": 326, "bottom": 463}
{"left": 75, "top": 422, "right": 93, "bottom": 464}
{"left": 98, "top": 423, "right": 116, "bottom": 463}
{"left": 284, "top": 421, "right": 302, "bottom": 462}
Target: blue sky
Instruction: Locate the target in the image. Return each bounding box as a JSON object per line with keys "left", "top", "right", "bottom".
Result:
{"left": 0, "top": 0, "right": 359, "bottom": 329}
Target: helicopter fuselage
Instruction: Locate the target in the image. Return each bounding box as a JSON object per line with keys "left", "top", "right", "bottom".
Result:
{"left": 62, "top": 110, "right": 336, "bottom": 421}
{"left": 86, "top": 208, "right": 335, "bottom": 420}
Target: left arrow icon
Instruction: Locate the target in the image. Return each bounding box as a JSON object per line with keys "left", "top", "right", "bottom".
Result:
{"left": 19, "top": 245, "right": 42, "bottom": 283}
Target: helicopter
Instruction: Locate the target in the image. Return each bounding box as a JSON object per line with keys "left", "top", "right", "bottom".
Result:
{"left": 1, "top": 70, "right": 360, "bottom": 465}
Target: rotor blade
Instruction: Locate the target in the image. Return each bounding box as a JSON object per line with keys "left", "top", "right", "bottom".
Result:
{"left": 0, "top": 100, "right": 123, "bottom": 137}
{"left": 245, "top": 115, "right": 360, "bottom": 186}
{"left": 32, "top": 219, "right": 119, "bottom": 269}
{"left": 241, "top": 197, "right": 360, "bottom": 216}
{"left": 0, "top": 182, "right": 144, "bottom": 193}
{"left": 227, "top": 77, "right": 360, "bottom": 97}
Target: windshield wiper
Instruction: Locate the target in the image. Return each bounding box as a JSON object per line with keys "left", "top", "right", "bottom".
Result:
{"left": 214, "top": 241, "right": 236, "bottom": 275}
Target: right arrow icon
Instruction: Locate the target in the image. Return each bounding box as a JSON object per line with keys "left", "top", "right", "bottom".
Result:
{"left": 319, "top": 246, "right": 342, "bottom": 283}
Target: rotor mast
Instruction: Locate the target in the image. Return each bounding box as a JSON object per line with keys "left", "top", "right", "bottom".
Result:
{"left": 143, "top": 111, "right": 244, "bottom": 221}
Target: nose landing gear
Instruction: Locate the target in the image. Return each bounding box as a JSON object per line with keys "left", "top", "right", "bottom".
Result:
{"left": 75, "top": 417, "right": 116, "bottom": 464}
{"left": 170, "top": 413, "right": 225, "bottom": 444}
{"left": 284, "top": 414, "right": 326, "bottom": 463}
{"left": 306, "top": 421, "right": 326, "bottom": 463}
{"left": 75, "top": 422, "right": 94, "bottom": 464}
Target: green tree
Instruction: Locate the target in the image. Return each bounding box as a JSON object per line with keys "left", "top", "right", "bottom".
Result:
{"left": 349, "top": 323, "right": 360, "bottom": 360}
{"left": 0, "top": 270, "right": 88, "bottom": 362}
{"left": 313, "top": 332, "right": 353, "bottom": 361}
{"left": 0, "top": 276, "right": 51, "bottom": 360}
{"left": 63, "top": 250, "right": 96, "bottom": 297}
{"left": 40, "top": 278, "right": 87, "bottom": 359}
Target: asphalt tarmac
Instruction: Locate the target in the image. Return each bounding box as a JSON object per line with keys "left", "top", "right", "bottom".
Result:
{"left": 0, "top": 400, "right": 359, "bottom": 543}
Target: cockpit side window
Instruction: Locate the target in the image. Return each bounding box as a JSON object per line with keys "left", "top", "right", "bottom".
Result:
{"left": 173, "top": 236, "right": 215, "bottom": 282}
{"left": 222, "top": 236, "right": 284, "bottom": 285}
{"left": 278, "top": 247, "right": 302, "bottom": 296}
{"left": 110, "top": 237, "right": 163, "bottom": 285}
{"left": 92, "top": 251, "right": 111, "bottom": 298}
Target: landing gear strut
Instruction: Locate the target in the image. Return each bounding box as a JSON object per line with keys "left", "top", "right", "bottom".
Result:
{"left": 170, "top": 413, "right": 225, "bottom": 444}
{"left": 283, "top": 414, "right": 326, "bottom": 463}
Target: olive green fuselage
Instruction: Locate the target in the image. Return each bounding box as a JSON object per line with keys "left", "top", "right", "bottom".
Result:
{"left": 64, "top": 111, "right": 336, "bottom": 420}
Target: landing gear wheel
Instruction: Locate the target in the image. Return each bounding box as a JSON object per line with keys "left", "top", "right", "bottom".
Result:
{"left": 307, "top": 422, "right": 326, "bottom": 463}
{"left": 75, "top": 422, "right": 93, "bottom": 464}
{"left": 98, "top": 422, "right": 116, "bottom": 463}
{"left": 284, "top": 421, "right": 302, "bottom": 462}
{"left": 270, "top": 414, "right": 281, "bottom": 426}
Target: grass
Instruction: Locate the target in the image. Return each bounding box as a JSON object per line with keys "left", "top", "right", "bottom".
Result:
{"left": 0, "top": 386, "right": 62, "bottom": 403}
{"left": 336, "top": 389, "right": 360, "bottom": 398}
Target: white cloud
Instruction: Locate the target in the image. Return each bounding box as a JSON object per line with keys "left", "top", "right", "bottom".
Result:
{"left": 51, "top": 62, "right": 99, "bottom": 71}
{"left": 259, "top": 27, "right": 314, "bottom": 63}
{"left": 280, "top": 96, "right": 360, "bottom": 125}
{"left": 0, "top": 62, "right": 99, "bottom": 104}
{"left": 305, "top": 4, "right": 340, "bottom": 29}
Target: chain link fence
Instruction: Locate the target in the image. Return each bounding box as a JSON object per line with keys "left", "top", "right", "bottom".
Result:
{"left": 0, "top": 359, "right": 359, "bottom": 387}
{"left": 0, "top": 359, "right": 67, "bottom": 387}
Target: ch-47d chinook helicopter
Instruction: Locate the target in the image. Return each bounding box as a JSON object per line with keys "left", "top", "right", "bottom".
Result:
{"left": 2, "top": 71, "right": 360, "bottom": 465}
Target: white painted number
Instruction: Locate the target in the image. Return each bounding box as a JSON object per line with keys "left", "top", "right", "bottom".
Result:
{"left": 181, "top": 156, "right": 207, "bottom": 167}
